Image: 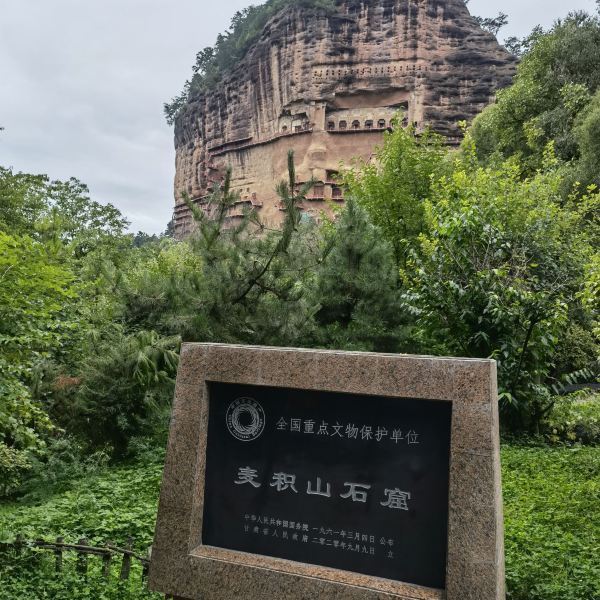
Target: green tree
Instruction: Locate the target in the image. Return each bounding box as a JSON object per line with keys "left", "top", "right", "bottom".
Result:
{"left": 170, "top": 152, "right": 319, "bottom": 346}
{"left": 408, "top": 142, "right": 597, "bottom": 430}
{"left": 344, "top": 123, "right": 448, "bottom": 270}
{"left": 0, "top": 232, "right": 77, "bottom": 493}
{"left": 308, "top": 199, "right": 411, "bottom": 352}
{"left": 464, "top": 1, "right": 509, "bottom": 37}
{"left": 103, "top": 238, "right": 204, "bottom": 337}
{"left": 570, "top": 89, "right": 600, "bottom": 190}
{"left": 0, "top": 169, "right": 48, "bottom": 234}
{"left": 0, "top": 169, "right": 127, "bottom": 248}
{"left": 470, "top": 10, "right": 600, "bottom": 183}
{"left": 63, "top": 329, "right": 179, "bottom": 457}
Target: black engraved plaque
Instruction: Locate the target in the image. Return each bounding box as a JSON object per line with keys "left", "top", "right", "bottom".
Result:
{"left": 202, "top": 382, "right": 452, "bottom": 590}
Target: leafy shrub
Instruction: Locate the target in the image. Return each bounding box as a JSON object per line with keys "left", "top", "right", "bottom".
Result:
{"left": 542, "top": 393, "right": 600, "bottom": 445}
{"left": 0, "top": 375, "right": 54, "bottom": 497}
{"left": 0, "top": 457, "right": 165, "bottom": 599}
{"left": 17, "top": 436, "right": 111, "bottom": 502}
{"left": 0, "top": 443, "right": 32, "bottom": 498}
{"left": 552, "top": 322, "right": 599, "bottom": 378}
{"left": 63, "top": 330, "right": 179, "bottom": 457}
{"left": 407, "top": 141, "right": 595, "bottom": 430}
{"left": 0, "top": 230, "right": 81, "bottom": 495}
{"left": 580, "top": 253, "right": 600, "bottom": 341}
{"left": 0, "top": 552, "right": 160, "bottom": 600}
{"left": 0, "top": 462, "right": 162, "bottom": 547}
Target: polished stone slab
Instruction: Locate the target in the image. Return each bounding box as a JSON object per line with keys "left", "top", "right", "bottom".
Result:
{"left": 149, "top": 344, "right": 504, "bottom": 600}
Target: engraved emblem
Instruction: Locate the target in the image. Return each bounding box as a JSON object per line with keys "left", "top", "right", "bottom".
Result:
{"left": 226, "top": 397, "right": 265, "bottom": 442}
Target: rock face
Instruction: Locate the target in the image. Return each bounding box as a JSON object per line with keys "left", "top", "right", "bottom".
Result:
{"left": 173, "top": 0, "right": 517, "bottom": 237}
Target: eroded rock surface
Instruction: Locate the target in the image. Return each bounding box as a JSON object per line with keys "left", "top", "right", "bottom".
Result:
{"left": 173, "top": 0, "right": 516, "bottom": 236}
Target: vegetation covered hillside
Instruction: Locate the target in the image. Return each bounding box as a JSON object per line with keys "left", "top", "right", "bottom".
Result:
{"left": 471, "top": 9, "right": 600, "bottom": 194}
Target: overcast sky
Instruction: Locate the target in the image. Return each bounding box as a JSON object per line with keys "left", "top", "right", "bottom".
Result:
{"left": 0, "top": 0, "right": 596, "bottom": 233}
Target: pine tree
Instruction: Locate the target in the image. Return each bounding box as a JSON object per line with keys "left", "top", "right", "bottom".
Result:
{"left": 177, "top": 151, "right": 320, "bottom": 346}
{"left": 309, "top": 199, "right": 412, "bottom": 353}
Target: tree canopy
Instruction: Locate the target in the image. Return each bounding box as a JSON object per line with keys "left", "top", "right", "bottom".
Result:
{"left": 470, "top": 9, "right": 600, "bottom": 192}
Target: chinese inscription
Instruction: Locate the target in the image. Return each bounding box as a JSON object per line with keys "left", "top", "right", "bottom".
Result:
{"left": 240, "top": 513, "right": 399, "bottom": 559}
{"left": 275, "top": 417, "right": 420, "bottom": 445}
{"left": 202, "top": 382, "right": 452, "bottom": 590}
{"left": 236, "top": 468, "right": 409, "bottom": 509}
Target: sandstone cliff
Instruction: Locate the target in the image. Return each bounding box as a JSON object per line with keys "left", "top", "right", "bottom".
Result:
{"left": 173, "top": 0, "right": 517, "bottom": 235}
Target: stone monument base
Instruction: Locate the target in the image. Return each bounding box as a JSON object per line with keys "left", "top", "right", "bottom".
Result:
{"left": 150, "top": 344, "right": 505, "bottom": 600}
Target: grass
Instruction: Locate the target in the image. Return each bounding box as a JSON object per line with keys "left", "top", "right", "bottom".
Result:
{"left": 0, "top": 444, "right": 598, "bottom": 599}
{"left": 503, "top": 444, "right": 599, "bottom": 600}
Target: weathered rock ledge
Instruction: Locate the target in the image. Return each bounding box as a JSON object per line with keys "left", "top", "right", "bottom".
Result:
{"left": 173, "top": 0, "right": 517, "bottom": 236}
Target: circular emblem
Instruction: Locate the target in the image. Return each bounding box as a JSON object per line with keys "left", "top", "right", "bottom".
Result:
{"left": 226, "top": 397, "right": 265, "bottom": 442}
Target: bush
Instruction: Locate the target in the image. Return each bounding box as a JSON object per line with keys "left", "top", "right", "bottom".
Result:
{"left": 0, "top": 462, "right": 162, "bottom": 547}
{"left": 407, "top": 142, "right": 595, "bottom": 430}
{"left": 0, "top": 553, "right": 160, "bottom": 600}
{"left": 0, "top": 459, "right": 164, "bottom": 599}
{"left": 0, "top": 376, "right": 54, "bottom": 497}
{"left": 0, "top": 230, "right": 80, "bottom": 496}
{"left": 17, "top": 436, "right": 111, "bottom": 502}
{"left": 63, "top": 330, "right": 179, "bottom": 458}
{"left": 542, "top": 393, "right": 600, "bottom": 445}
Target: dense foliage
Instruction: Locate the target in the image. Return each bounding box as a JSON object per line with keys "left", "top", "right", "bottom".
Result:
{"left": 309, "top": 199, "right": 411, "bottom": 352}
{"left": 542, "top": 392, "right": 600, "bottom": 445}
{"left": 503, "top": 444, "right": 600, "bottom": 600}
{"left": 409, "top": 142, "right": 597, "bottom": 429}
{"left": 0, "top": 169, "right": 177, "bottom": 494}
{"left": 344, "top": 127, "right": 598, "bottom": 429}
{"left": 2, "top": 118, "right": 597, "bottom": 496}
{"left": 0, "top": 231, "right": 76, "bottom": 494}
{"left": 0, "top": 458, "right": 163, "bottom": 600}
{"left": 471, "top": 9, "right": 600, "bottom": 194}
{"left": 343, "top": 124, "right": 448, "bottom": 271}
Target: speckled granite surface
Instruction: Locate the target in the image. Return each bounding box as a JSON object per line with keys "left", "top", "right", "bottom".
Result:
{"left": 149, "top": 344, "right": 504, "bottom": 600}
